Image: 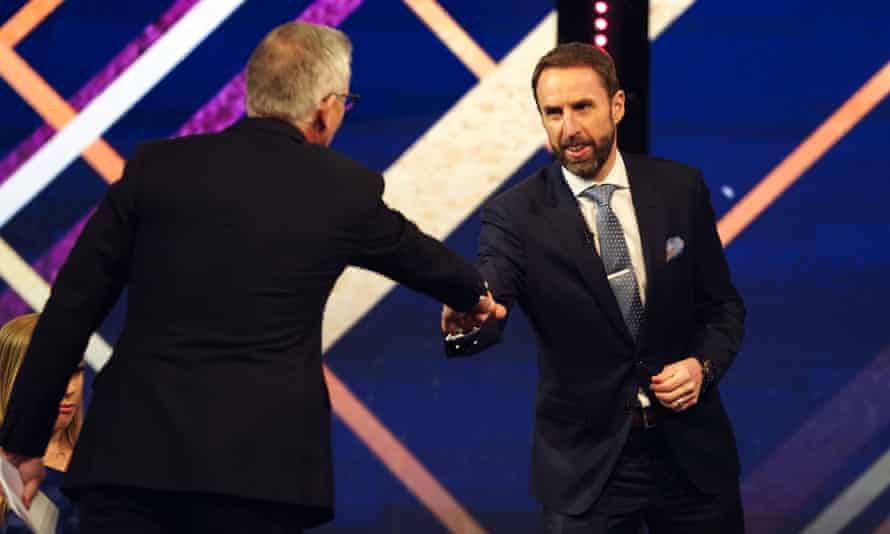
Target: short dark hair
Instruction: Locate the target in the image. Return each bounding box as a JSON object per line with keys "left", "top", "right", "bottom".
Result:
{"left": 531, "top": 42, "right": 620, "bottom": 108}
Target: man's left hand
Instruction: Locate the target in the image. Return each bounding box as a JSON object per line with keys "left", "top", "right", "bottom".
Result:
{"left": 0, "top": 449, "right": 45, "bottom": 509}
{"left": 650, "top": 357, "right": 703, "bottom": 413}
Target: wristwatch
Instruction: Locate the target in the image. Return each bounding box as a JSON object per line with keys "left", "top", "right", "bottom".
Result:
{"left": 695, "top": 356, "right": 716, "bottom": 392}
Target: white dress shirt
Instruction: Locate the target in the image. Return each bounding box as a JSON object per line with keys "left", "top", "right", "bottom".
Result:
{"left": 562, "top": 152, "right": 652, "bottom": 407}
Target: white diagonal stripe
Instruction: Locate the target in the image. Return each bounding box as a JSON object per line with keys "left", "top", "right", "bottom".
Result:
{"left": 83, "top": 334, "right": 113, "bottom": 371}
{"left": 0, "top": 0, "right": 245, "bottom": 228}
{"left": 0, "top": 237, "right": 112, "bottom": 369}
{"left": 0, "top": 239, "right": 48, "bottom": 313}
{"left": 0, "top": 0, "right": 242, "bottom": 370}
{"left": 801, "top": 448, "right": 890, "bottom": 534}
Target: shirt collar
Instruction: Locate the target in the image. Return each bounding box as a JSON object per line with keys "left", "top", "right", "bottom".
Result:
{"left": 562, "top": 150, "right": 629, "bottom": 197}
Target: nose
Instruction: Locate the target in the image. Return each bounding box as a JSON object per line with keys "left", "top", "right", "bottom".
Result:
{"left": 561, "top": 110, "right": 580, "bottom": 140}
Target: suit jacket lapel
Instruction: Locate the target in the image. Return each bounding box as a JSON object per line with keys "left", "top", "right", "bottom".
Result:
{"left": 625, "top": 156, "right": 666, "bottom": 334}
{"left": 541, "top": 162, "right": 635, "bottom": 347}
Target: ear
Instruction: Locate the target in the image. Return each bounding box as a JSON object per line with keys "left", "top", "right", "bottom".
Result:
{"left": 296, "top": 109, "right": 324, "bottom": 145}
{"left": 314, "top": 94, "right": 337, "bottom": 133}
{"left": 611, "top": 89, "right": 626, "bottom": 124}
{"left": 302, "top": 95, "right": 337, "bottom": 145}
{"left": 313, "top": 111, "right": 327, "bottom": 136}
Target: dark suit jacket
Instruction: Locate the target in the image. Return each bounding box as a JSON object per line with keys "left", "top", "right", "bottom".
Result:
{"left": 446, "top": 155, "right": 745, "bottom": 515}
{"left": 0, "top": 117, "right": 484, "bottom": 528}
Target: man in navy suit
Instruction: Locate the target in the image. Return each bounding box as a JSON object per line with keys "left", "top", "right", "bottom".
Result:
{"left": 0, "top": 22, "right": 505, "bottom": 533}
{"left": 443, "top": 43, "right": 746, "bottom": 533}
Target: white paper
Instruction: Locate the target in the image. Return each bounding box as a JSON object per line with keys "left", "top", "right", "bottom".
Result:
{"left": 0, "top": 455, "right": 57, "bottom": 534}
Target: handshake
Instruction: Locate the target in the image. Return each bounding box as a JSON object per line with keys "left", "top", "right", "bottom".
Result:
{"left": 440, "top": 290, "right": 507, "bottom": 336}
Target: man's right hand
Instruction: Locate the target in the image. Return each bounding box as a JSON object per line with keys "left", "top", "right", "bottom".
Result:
{"left": 441, "top": 291, "right": 506, "bottom": 335}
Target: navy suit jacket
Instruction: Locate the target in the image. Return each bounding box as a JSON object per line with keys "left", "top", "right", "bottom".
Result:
{"left": 447, "top": 154, "right": 745, "bottom": 514}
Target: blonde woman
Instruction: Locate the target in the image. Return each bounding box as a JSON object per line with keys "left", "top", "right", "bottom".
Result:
{"left": 0, "top": 314, "right": 84, "bottom": 533}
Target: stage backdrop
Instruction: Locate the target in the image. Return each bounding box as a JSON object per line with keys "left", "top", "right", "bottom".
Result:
{"left": 0, "top": 1, "right": 888, "bottom": 532}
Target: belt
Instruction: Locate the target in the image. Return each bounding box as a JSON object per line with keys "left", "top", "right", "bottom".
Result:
{"left": 628, "top": 405, "right": 657, "bottom": 429}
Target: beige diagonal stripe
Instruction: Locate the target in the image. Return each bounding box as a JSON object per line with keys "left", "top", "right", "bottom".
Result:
{"left": 322, "top": 0, "right": 699, "bottom": 350}
{"left": 650, "top": 0, "right": 696, "bottom": 40}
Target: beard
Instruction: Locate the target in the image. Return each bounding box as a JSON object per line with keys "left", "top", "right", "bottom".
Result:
{"left": 552, "top": 126, "right": 615, "bottom": 179}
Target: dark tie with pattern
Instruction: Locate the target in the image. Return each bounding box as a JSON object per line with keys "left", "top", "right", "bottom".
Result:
{"left": 581, "top": 184, "right": 645, "bottom": 342}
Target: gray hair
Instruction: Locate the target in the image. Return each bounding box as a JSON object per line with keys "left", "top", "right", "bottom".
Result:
{"left": 246, "top": 22, "right": 352, "bottom": 125}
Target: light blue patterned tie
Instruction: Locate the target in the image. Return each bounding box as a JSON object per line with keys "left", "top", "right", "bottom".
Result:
{"left": 581, "top": 184, "right": 645, "bottom": 342}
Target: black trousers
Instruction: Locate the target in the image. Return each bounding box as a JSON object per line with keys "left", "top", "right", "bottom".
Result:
{"left": 540, "top": 428, "right": 744, "bottom": 534}
{"left": 78, "top": 486, "right": 305, "bottom": 534}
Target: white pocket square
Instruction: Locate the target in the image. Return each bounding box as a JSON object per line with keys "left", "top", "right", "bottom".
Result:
{"left": 666, "top": 236, "right": 685, "bottom": 262}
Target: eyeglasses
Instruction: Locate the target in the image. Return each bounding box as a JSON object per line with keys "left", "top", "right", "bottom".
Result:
{"left": 331, "top": 92, "right": 360, "bottom": 112}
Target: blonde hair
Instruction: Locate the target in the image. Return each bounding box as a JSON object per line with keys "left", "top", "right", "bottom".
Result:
{"left": 246, "top": 22, "right": 352, "bottom": 126}
{"left": 0, "top": 314, "right": 83, "bottom": 524}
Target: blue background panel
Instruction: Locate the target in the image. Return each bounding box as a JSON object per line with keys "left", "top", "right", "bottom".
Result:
{"left": 0, "top": 1, "right": 888, "bottom": 531}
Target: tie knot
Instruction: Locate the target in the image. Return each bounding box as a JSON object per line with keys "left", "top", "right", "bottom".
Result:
{"left": 581, "top": 183, "right": 618, "bottom": 206}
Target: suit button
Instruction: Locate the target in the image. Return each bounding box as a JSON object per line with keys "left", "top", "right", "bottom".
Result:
{"left": 636, "top": 361, "right": 644, "bottom": 367}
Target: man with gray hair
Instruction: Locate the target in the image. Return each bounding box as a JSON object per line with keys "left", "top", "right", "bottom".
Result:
{"left": 0, "top": 22, "right": 503, "bottom": 532}
{"left": 245, "top": 22, "right": 354, "bottom": 147}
